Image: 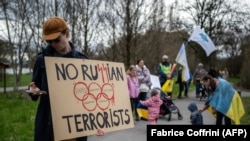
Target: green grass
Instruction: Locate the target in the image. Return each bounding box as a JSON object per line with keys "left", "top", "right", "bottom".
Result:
{"left": 241, "top": 97, "right": 250, "bottom": 124}
{"left": 0, "top": 91, "right": 37, "bottom": 141}
{"left": 228, "top": 77, "right": 240, "bottom": 84}
{"left": 171, "top": 76, "right": 195, "bottom": 99}
{"left": 0, "top": 73, "right": 32, "bottom": 87}
{"left": 171, "top": 76, "right": 240, "bottom": 99}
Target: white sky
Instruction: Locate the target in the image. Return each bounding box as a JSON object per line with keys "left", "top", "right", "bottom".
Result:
{"left": 0, "top": 0, "right": 249, "bottom": 42}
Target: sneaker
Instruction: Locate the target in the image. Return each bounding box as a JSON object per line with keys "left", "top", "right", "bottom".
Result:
{"left": 135, "top": 117, "right": 140, "bottom": 121}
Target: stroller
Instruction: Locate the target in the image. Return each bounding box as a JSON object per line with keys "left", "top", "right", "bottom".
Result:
{"left": 155, "top": 88, "right": 183, "bottom": 121}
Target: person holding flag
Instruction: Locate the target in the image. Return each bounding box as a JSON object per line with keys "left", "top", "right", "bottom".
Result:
{"left": 176, "top": 67, "right": 189, "bottom": 99}
{"left": 175, "top": 43, "right": 191, "bottom": 98}
{"left": 199, "top": 75, "right": 245, "bottom": 125}
{"left": 157, "top": 55, "right": 176, "bottom": 96}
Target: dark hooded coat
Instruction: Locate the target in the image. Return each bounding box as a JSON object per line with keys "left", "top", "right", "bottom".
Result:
{"left": 29, "top": 42, "right": 88, "bottom": 141}
{"left": 188, "top": 102, "right": 203, "bottom": 125}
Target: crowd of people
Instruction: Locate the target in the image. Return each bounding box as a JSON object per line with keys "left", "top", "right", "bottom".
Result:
{"left": 126, "top": 54, "right": 245, "bottom": 127}
{"left": 27, "top": 16, "right": 245, "bottom": 141}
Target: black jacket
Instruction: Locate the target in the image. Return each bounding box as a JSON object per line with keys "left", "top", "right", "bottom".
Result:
{"left": 30, "top": 42, "right": 88, "bottom": 141}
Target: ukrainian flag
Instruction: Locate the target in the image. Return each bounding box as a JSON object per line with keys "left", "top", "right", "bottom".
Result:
{"left": 136, "top": 102, "right": 148, "bottom": 120}
{"left": 208, "top": 78, "right": 245, "bottom": 124}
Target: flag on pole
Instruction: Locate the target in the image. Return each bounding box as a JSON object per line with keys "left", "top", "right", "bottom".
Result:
{"left": 175, "top": 43, "right": 190, "bottom": 81}
{"left": 188, "top": 26, "right": 217, "bottom": 56}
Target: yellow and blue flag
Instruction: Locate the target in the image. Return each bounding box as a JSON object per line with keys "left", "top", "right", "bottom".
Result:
{"left": 208, "top": 78, "right": 245, "bottom": 124}
{"left": 137, "top": 102, "right": 148, "bottom": 120}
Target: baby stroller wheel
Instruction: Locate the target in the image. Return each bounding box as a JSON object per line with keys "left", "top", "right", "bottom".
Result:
{"left": 167, "top": 113, "right": 171, "bottom": 121}
{"left": 178, "top": 114, "right": 183, "bottom": 120}
{"left": 177, "top": 110, "right": 183, "bottom": 120}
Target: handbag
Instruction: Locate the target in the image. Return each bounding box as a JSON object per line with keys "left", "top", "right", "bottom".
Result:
{"left": 139, "top": 83, "right": 149, "bottom": 92}
{"left": 161, "top": 79, "right": 174, "bottom": 93}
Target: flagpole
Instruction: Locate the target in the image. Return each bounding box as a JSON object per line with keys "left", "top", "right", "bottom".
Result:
{"left": 184, "top": 41, "right": 189, "bottom": 48}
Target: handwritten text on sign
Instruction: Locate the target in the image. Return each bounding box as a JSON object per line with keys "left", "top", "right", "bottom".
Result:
{"left": 44, "top": 57, "right": 134, "bottom": 141}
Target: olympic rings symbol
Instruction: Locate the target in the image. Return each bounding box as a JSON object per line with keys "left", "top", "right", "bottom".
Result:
{"left": 73, "top": 81, "right": 114, "bottom": 111}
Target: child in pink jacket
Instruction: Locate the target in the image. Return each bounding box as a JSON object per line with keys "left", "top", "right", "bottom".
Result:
{"left": 140, "top": 89, "right": 163, "bottom": 125}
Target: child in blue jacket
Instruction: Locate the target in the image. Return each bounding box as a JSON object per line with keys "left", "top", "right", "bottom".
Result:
{"left": 188, "top": 102, "right": 203, "bottom": 125}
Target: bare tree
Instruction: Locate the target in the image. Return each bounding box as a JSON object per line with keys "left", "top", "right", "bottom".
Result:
{"left": 1, "top": 0, "right": 250, "bottom": 90}
{"left": 114, "top": 0, "right": 146, "bottom": 67}
{"left": 240, "top": 34, "right": 250, "bottom": 88}
{"left": 96, "top": 0, "right": 186, "bottom": 72}
{"left": 0, "top": 0, "right": 48, "bottom": 90}
{"left": 62, "top": 0, "right": 101, "bottom": 56}
{"left": 178, "top": 0, "right": 249, "bottom": 71}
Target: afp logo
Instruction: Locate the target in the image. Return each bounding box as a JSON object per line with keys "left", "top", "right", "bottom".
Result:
{"left": 222, "top": 128, "right": 247, "bottom": 139}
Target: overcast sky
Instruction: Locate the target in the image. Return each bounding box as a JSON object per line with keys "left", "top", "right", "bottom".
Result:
{"left": 0, "top": 0, "right": 249, "bottom": 41}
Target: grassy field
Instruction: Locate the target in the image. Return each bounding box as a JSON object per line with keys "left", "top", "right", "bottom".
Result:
{"left": 0, "top": 92, "right": 37, "bottom": 141}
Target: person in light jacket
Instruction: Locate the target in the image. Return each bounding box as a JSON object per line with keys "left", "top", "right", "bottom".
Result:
{"left": 193, "top": 63, "right": 207, "bottom": 98}
{"left": 136, "top": 59, "right": 152, "bottom": 101}
{"left": 126, "top": 65, "right": 140, "bottom": 122}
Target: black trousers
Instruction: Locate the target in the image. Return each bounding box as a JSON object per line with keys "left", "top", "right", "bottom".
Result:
{"left": 130, "top": 98, "right": 139, "bottom": 119}
{"left": 216, "top": 111, "right": 231, "bottom": 125}
{"left": 178, "top": 82, "right": 188, "bottom": 97}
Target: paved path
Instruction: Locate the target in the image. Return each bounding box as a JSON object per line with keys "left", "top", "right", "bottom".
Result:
{"left": 0, "top": 86, "right": 28, "bottom": 92}
{"left": 88, "top": 95, "right": 213, "bottom": 141}
{"left": 88, "top": 91, "right": 250, "bottom": 141}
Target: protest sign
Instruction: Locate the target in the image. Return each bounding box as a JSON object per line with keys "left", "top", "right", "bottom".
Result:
{"left": 45, "top": 57, "right": 134, "bottom": 141}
